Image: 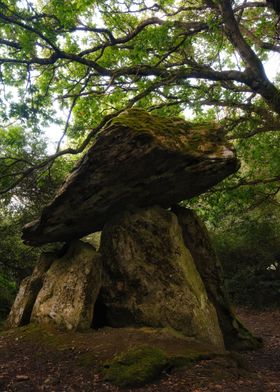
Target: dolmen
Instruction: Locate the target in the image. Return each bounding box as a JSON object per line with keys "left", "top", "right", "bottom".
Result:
{"left": 7, "top": 109, "right": 261, "bottom": 352}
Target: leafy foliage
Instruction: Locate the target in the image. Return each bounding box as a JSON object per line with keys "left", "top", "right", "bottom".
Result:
{"left": 0, "top": 0, "right": 279, "bottom": 311}
{"left": 0, "top": 208, "right": 39, "bottom": 282}
{"left": 212, "top": 205, "right": 280, "bottom": 307}
{"left": 0, "top": 272, "right": 17, "bottom": 319}
{"left": 0, "top": 0, "right": 279, "bottom": 185}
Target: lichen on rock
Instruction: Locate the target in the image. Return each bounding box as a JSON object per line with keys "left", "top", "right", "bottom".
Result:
{"left": 31, "top": 241, "right": 102, "bottom": 331}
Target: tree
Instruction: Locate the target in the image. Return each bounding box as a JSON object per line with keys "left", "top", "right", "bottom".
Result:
{"left": 0, "top": 0, "right": 279, "bottom": 207}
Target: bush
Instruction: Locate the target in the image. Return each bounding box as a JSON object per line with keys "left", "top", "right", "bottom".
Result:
{"left": 212, "top": 213, "right": 280, "bottom": 308}
{"left": 0, "top": 272, "right": 17, "bottom": 320}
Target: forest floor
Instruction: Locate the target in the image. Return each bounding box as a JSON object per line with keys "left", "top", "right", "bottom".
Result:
{"left": 0, "top": 308, "right": 280, "bottom": 392}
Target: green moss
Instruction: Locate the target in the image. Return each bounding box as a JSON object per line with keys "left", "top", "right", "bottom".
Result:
{"left": 110, "top": 109, "right": 191, "bottom": 134}
{"left": 4, "top": 323, "right": 75, "bottom": 351}
{"left": 103, "top": 346, "right": 168, "bottom": 387}
{"left": 107, "top": 109, "right": 221, "bottom": 153}
{"left": 229, "top": 315, "right": 263, "bottom": 351}
{"left": 168, "top": 351, "right": 211, "bottom": 368}
{"left": 78, "top": 352, "right": 99, "bottom": 367}
{"left": 102, "top": 344, "right": 214, "bottom": 387}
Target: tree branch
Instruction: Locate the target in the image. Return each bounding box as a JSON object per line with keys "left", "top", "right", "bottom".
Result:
{"left": 223, "top": 175, "right": 280, "bottom": 190}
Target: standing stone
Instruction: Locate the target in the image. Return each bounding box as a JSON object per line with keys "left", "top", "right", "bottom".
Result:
{"left": 31, "top": 241, "right": 102, "bottom": 331}
{"left": 172, "top": 206, "right": 262, "bottom": 350}
{"left": 5, "top": 253, "right": 54, "bottom": 328}
{"left": 99, "top": 206, "right": 224, "bottom": 351}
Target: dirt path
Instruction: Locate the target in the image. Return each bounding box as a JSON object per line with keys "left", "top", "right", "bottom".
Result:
{"left": 0, "top": 308, "right": 280, "bottom": 392}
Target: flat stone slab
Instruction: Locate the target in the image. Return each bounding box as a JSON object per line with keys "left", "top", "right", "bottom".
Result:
{"left": 22, "top": 109, "right": 238, "bottom": 245}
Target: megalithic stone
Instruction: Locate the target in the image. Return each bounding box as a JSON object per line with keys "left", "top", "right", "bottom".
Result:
{"left": 99, "top": 205, "right": 225, "bottom": 351}
{"left": 31, "top": 241, "right": 102, "bottom": 331}
{"left": 172, "top": 206, "right": 262, "bottom": 351}
{"left": 22, "top": 109, "right": 239, "bottom": 246}
{"left": 5, "top": 252, "right": 54, "bottom": 328}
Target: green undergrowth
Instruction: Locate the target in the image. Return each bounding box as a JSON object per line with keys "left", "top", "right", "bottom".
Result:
{"left": 0, "top": 272, "right": 17, "bottom": 320}
{"left": 0, "top": 319, "right": 5, "bottom": 332}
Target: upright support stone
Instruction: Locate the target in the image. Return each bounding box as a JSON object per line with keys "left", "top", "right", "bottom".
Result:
{"left": 31, "top": 241, "right": 102, "bottom": 331}
{"left": 100, "top": 206, "right": 225, "bottom": 351}
{"left": 172, "top": 206, "right": 262, "bottom": 350}
{"left": 5, "top": 252, "right": 54, "bottom": 328}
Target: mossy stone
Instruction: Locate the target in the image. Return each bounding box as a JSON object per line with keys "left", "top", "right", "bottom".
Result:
{"left": 100, "top": 206, "right": 224, "bottom": 350}
{"left": 23, "top": 109, "right": 238, "bottom": 245}
{"left": 172, "top": 206, "right": 263, "bottom": 351}
{"left": 102, "top": 345, "right": 215, "bottom": 387}
{"left": 103, "top": 346, "right": 168, "bottom": 387}
{"left": 109, "top": 108, "right": 223, "bottom": 153}
{"left": 31, "top": 241, "right": 102, "bottom": 331}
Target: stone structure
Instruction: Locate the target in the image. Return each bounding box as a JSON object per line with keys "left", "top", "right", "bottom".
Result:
{"left": 5, "top": 252, "right": 53, "bottom": 328}
{"left": 7, "top": 110, "right": 260, "bottom": 352}
{"left": 172, "top": 206, "right": 262, "bottom": 350}
{"left": 7, "top": 241, "right": 102, "bottom": 331}
{"left": 99, "top": 206, "right": 224, "bottom": 349}
{"left": 31, "top": 241, "right": 102, "bottom": 331}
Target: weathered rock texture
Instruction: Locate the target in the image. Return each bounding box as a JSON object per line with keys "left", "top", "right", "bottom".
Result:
{"left": 22, "top": 109, "right": 239, "bottom": 245}
{"left": 172, "top": 206, "right": 262, "bottom": 351}
{"left": 31, "top": 241, "right": 102, "bottom": 331}
{"left": 99, "top": 206, "right": 224, "bottom": 351}
{"left": 5, "top": 253, "right": 54, "bottom": 328}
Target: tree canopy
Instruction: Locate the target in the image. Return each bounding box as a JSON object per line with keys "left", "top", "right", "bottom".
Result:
{"left": 0, "top": 0, "right": 280, "bottom": 314}
{"left": 0, "top": 0, "right": 279, "bottom": 208}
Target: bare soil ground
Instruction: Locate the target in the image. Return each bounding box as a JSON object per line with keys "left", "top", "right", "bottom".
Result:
{"left": 0, "top": 308, "right": 280, "bottom": 392}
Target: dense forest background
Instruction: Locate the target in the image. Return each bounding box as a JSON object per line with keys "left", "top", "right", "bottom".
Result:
{"left": 0, "top": 0, "right": 280, "bottom": 321}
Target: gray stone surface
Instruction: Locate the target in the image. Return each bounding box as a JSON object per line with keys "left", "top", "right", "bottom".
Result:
{"left": 173, "top": 206, "right": 262, "bottom": 350}
{"left": 23, "top": 109, "right": 238, "bottom": 245}
{"left": 31, "top": 241, "right": 102, "bottom": 331}
{"left": 99, "top": 205, "right": 224, "bottom": 351}
{"left": 5, "top": 253, "right": 54, "bottom": 328}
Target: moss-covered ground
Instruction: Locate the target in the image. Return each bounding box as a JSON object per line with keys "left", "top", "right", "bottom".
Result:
{"left": 0, "top": 323, "right": 224, "bottom": 388}
{"left": 1, "top": 309, "right": 279, "bottom": 391}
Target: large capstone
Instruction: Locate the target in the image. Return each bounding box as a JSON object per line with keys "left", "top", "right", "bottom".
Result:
{"left": 22, "top": 109, "right": 239, "bottom": 245}
{"left": 31, "top": 241, "right": 102, "bottom": 331}
{"left": 99, "top": 205, "right": 224, "bottom": 351}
